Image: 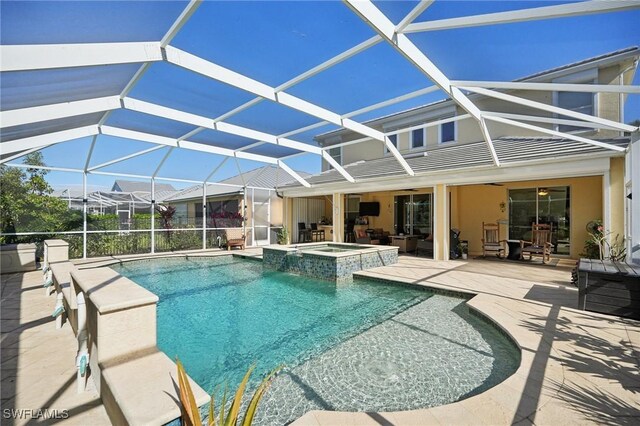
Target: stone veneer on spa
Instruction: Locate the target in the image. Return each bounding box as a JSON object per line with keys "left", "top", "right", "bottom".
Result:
{"left": 262, "top": 243, "right": 398, "bottom": 281}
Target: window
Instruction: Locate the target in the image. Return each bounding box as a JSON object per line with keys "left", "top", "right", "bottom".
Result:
{"left": 411, "top": 128, "right": 425, "bottom": 149}
{"left": 439, "top": 120, "right": 456, "bottom": 143}
{"left": 508, "top": 186, "right": 571, "bottom": 255}
{"left": 553, "top": 69, "right": 597, "bottom": 133}
{"left": 327, "top": 146, "right": 342, "bottom": 169}
{"left": 384, "top": 134, "right": 398, "bottom": 154}
{"left": 556, "top": 91, "right": 595, "bottom": 132}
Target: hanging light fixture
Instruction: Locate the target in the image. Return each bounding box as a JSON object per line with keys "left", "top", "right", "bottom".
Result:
{"left": 538, "top": 188, "right": 549, "bottom": 196}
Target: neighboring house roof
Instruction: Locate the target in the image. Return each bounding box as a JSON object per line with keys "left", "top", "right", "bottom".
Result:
{"left": 219, "top": 164, "right": 311, "bottom": 189}
{"left": 165, "top": 165, "right": 311, "bottom": 203}
{"left": 282, "top": 137, "right": 629, "bottom": 188}
{"left": 111, "top": 180, "right": 176, "bottom": 193}
{"left": 315, "top": 46, "right": 640, "bottom": 144}
{"left": 164, "top": 185, "right": 242, "bottom": 203}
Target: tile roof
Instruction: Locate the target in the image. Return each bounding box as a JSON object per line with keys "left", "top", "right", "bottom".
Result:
{"left": 283, "top": 137, "right": 629, "bottom": 187}
{"left": 111, "top": 180, "right": 176, "bottom": 193}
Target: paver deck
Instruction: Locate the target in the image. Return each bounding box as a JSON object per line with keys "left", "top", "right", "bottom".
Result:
{"left": 2, "top": 252, "right": 638, "bottom": 425}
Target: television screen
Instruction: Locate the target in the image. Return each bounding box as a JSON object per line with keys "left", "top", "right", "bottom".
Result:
{"left": 359, "top": 202, "right": 380, "bottom": 216}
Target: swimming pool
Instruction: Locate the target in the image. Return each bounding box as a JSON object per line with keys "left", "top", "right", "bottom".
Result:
{"left": 112, "top": 256, "right": 520, "bottom": 425}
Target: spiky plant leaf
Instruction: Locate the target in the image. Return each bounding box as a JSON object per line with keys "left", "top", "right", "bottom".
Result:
{"left": 177, "top": 359, "right": 202, "bottom": 426}
{"left": 241, "top": 366, "right": 283, "bottom": 426}
{"left": 224, "top": 365, "right": 255, "bottom": 426}
{"left": 219, "top": 384, "right": 228, "bottom": 426}
{"left": 208, "top": 390, "right": 216, "bottom": 426}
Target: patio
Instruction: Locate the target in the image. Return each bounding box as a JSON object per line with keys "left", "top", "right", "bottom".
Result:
{"left": 2, "top": 252, "right": 638, "bottom": 425}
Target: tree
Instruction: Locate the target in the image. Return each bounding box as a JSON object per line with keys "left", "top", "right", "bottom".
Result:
{"left": 0, "top": 153, "right": 79, "bottom": 243}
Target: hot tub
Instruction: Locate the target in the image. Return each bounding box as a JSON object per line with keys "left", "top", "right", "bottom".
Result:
{"left": 262, "top": 243, "right": 398, "bottom": 282}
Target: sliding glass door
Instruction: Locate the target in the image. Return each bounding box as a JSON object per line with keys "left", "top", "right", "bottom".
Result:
{"left": 508, "top": 186, "right": 571, "bottom": 255}
{"left": 394, "top": 193, "right": 432, "bottom": 236}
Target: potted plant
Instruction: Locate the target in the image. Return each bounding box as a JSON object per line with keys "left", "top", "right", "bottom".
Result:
{"left": 276, "top": 226, "right": 289, "bottom": 245}
{"left": 458, "top": 242, "right": 468, "bottom": 260}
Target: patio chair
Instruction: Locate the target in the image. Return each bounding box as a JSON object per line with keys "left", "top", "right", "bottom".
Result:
{"left": 355, "top": 229, "right": 379, "bottom": 245}
{"left": 482, "top": 222, "right": 506, "bottom": 258}
{"left": 310, "top": 223, "right": 325, "bottom": 242}
{"left": 225, "top": 228, "right": 245, "bottom": 251}
{"left": 297, "top": 222, "right": 311, "bottom": 243}
{"left": 520, "top": 223, "right": 552, "bottom": 264}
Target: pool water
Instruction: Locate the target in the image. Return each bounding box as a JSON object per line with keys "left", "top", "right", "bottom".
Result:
{"left": 112, "top": 256, "right": 520, "bottom": 425}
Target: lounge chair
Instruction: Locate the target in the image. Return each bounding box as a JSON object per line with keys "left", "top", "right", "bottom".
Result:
{"left": 225, "top": 228, "right": 245, "bottom": 251}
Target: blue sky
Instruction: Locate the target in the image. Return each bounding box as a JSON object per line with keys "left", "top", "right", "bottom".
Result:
{"left": 1, "top": 1, "right": 639, "bottom": 190}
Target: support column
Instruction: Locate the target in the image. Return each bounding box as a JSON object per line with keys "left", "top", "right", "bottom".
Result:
{"left": 603, "top": 171, "right": 611, "bottom": 245}
{"left": 629, "top": 132, "right": 640, "bottom": 264}
{"left": 267, "top": 190, "right": 272, "bottom": 245}
{"left": 251, "top": 188, "right": 255, "bottom": 247}
{"left": 150, "top": 178, "right": 155, "bottom": 254}
{"left": 332, "top": 193, "right": 344, "bottom": 243}
{"left": 202, "top": 184, "right": 207, "bottom": 250}
{"left": 82, "top": 172, "right": 87, "bottom": 259}
{"left": 433, "top": 184, "right": 449, "bottom": 261}
{"left": 243, "top": 188, "right": 248, "bottom": 246}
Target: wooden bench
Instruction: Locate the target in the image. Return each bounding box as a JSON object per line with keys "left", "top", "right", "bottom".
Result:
{"left": 578, "top": 259, "right": 640, "bottom": 320}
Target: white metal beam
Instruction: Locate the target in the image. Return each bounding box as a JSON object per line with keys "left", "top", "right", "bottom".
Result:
{"left": 123, "top": 97, "right": 323, "bottom": 155}
{"left": 99, "top": 126, "right": 311, "bottom": 186}
{"left": 345, "top": 0, "right": 499, "bottom": 165}
{"left": 483, "top": 115, "right": 626, "bottom": 152}
{"left": 277, "top": 160, "right": 311, "bottom": 188}
{"left": 403, "top": 1, "right": 640, "bottom": 33}
{"left": 395, "top": 0, "right": 435, "bottom": 32}
{"left": 0, "top": 42, "right": 163, "bottom": 72}
{"left": 0, "top": 146, "right": 43, "bottom": 165}
{"left": 87, "top": 145, "right": 166, "bottom": 171}
{"left": 1, "top": 125, "right": 99, "bottom": 155}
{"left": 164, "top": 45, "right": 415, "bottom": 176}
{"left": 5, "top": 163, "right": 82, "bottom": 173}
{"left": 452, "top": 80, "right": 640, "bottom": 94}
{"left": 279, "top": 85, "right": 441, "bottom": 139}
{"left": 462, "top": 86, "right": 638, "bottom": 132}
{"left": 1, "top": 96, "right": 121, "bottom": 129}
{"left": 322, "top": 151, "right": 356, "bottom": 183}
{"left": 99, "top": 1, "right": 202, "bottom": 127}
{"left": 83, "top": 136, "right": 98, "bottom": 172}
{"left": 152, "top": 147, "right": 175, "bottom": 178}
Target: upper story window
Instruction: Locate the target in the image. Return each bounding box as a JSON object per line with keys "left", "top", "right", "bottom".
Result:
{"left": 384, "top": 134, "right": 398, "bottom": 154}
{"left": 411, "top": 128, "right": 425, "bottom": 149}
{"left": 439, "top": 119, "right": 456, "bottom": 144}
{"left": 555, "top": 91, "right": 595, "bottom": 132}
{"left": 327, "top": 146, "right": 342, "bottom": 169}
{"left": 553, "top": 68, "right": 597, "bottom": 133}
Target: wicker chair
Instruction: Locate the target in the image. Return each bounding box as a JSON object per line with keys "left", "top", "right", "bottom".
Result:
{"left": 225, "top": 228, "right": 245, "bottom": 251}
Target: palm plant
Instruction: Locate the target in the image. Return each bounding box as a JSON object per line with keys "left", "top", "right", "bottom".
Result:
{"left": 177, "top": 359, "right": 281, "bottom": 426}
